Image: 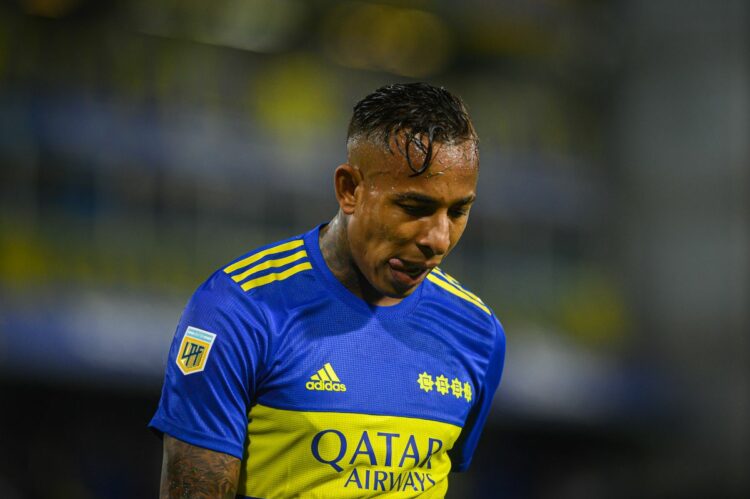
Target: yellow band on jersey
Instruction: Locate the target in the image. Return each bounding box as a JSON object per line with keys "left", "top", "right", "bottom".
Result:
{"left": 426, "top": 272, "right": 490, "bottom": 315}
{"left": 230, "top": 250, "right": 308, "bottom": 283}
{"left": 433, "top": 268, "right": 484, "bottom": 304}
{"left": 240, "top": 262, "right": 312, "bottom": 291}
{"left": 224, "top": 239, "right": 305, "bottom": 274}
{"left": 238, "top": 404, "right": 462, "bottom": 499}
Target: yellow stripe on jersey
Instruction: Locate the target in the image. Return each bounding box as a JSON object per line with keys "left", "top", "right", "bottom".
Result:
{"left": 433, "top": 268, "right": 484, "bottom": 304}
{"left": 230, "top": 250, "right": 307, "bottom": 283}
{"left": 323, "top": 362, "right": 340, "bottom": 382}
{"left": 238, "top": 404, "right": 460, "bottom": 499}
{"left": 240, "top": 262, "right": 312, "bottom": 291}
{"left": 223, "top": 239, "right": 305, "bottom": 274}
{"left": 433, "top": 268, "right": 459, "bottom": 286}
{"left": 426, "top": 273, "right": 490, "bottom": 315}
{"left": 316, "top": 367, "right": 332, "bottom": 382}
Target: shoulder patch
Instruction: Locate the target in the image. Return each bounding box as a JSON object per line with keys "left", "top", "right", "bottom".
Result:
{"left": 426, "top": 268, "right": 491, "bottom": 315}
{"left": 223, "top": 238, "right": 312, "bottom": 292}
{"left": 176, "top": 326, "right": 217, "bottom": 375}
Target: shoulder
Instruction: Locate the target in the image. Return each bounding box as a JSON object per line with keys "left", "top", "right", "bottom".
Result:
{"left": 423, "top": 267, "right": 505, "bottom": 343}
{"left": 180, "top": 232, "right": 315, "bottom": 351}
{"left": 424, "top": 267, "right": 492, "bottom": 317}
{"left": 211, "top": 232, "right": 315, "bottom": 304}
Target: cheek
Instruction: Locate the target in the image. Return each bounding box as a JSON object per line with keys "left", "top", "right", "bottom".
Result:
{"left": 379, "top": 211, "right": 423, "bottom": 248}
{"left": 349, "top": 211, "right": 395, "bottom": 262}
{"left": 362, "top": 205, "right": 410, "bottom": 243}
{"left": 368, "top": 221, "right": 408, "bottom": 255}
{"left": 357, "top": 210, "right": 390, "bottom": 244}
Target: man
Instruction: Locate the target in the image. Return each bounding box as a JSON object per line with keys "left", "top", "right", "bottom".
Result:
{"left": 150, "top": 82, "right": 506, "bottom": 498}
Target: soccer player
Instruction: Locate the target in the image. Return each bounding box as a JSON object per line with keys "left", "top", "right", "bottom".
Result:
{"left": 150, "top": 82, "right": 506, "bottom": 498}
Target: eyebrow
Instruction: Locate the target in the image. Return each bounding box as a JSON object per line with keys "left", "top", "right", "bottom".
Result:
{"left": 393, "top": 192, "right": 476, "bottom": 205}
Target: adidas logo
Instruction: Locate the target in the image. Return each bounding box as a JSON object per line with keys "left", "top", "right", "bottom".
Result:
{"left": 306, "top": 362, "right": 347, "bottom": 392}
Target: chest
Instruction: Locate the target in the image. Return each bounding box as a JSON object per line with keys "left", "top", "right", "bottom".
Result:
{"left": 254, "top": 309, "right": 480, "bottom": 428}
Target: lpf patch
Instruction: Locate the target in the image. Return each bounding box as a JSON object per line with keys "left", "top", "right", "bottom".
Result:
{"left": 176, "top": 326, "right": 217, "bottom": 375}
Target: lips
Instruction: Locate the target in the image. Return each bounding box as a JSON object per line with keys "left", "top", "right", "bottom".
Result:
{"left": 388, "top": 258, "right": 433, "bottom": 287}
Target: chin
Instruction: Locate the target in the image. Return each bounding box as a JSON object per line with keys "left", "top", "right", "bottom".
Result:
{"left": 364, "top": 267, "right": 418, "bottom": 301}
{"left": 384, "top": 281, "right": 418, "bottom": 298}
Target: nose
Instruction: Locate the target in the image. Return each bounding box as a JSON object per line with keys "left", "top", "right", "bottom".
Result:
{"left": 417, "top": 214, "right": 451, "bottom": 258}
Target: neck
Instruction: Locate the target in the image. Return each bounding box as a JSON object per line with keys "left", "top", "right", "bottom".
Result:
{"left": 318, "top": 214, "right": 402, "bottom": 306}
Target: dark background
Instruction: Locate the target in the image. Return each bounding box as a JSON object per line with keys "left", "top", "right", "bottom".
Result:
{"left": 0, "top": 1, "right": 747, "bottom": 498}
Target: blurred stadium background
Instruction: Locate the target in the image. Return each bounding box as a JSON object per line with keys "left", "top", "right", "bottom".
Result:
{"left": 0, "top": 0, "right": 747, "bottom": 497}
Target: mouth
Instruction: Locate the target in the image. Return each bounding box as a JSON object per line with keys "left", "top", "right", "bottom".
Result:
{"left": 388, "top": 258, "right": 433, "bottom": 288}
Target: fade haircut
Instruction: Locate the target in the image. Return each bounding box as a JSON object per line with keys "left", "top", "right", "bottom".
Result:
{"left": 347, "top": 82, "right": 478, "bottom": 176}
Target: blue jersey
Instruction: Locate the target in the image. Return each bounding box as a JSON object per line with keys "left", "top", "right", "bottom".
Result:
{"left": 150, "top": 225, "right": 506, "bottom": 498}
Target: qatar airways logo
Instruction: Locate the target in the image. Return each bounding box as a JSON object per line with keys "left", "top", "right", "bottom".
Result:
{"left": 310, "top": 429, "right": 445, "bottom": 493}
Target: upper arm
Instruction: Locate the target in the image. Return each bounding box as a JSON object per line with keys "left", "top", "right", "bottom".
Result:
{"left": 160, "top": 434, "right": 240, "bottom": 499}
{"left": 149, "top": 274, "right": 269, "bottom": 458}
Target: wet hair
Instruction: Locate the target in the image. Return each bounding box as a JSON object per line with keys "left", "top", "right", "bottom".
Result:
{"left": 347, "top": 82, "right": 478, "bottom": 176}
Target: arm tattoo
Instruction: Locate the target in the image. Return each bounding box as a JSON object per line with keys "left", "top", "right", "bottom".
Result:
{"left": 160, "top": 435, "right": 240, "bottom": 499}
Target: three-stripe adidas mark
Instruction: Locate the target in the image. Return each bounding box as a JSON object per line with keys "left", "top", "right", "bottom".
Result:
{"left": 426, "top": 268, "right": 490, "bottom": 315}
{"left": 223, "top": 239, "right": 312, "bottom": 292}
{"left": 305, "top": 362, "right": 347, "bottom": 392}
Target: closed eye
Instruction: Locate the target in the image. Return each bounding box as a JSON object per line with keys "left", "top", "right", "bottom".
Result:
{"left": 398, "top": 204, "right": 433, "bottom": 217}
{"left": 449, "top": 202, "right": 473, "bottom": 218}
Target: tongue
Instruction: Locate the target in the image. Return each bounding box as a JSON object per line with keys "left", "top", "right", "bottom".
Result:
{"left": 389, "top": 258, "right": 408, "bottom": 271}
{"left": 390, "top": 259, "right": 421, "bottom": 276}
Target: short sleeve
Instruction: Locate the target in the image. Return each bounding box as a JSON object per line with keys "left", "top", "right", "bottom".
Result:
{"left": 449, "top": 316, "right": 506, "bottom": 471}
{"left": 149, "top": 271, "right": 269, "bottom": 459}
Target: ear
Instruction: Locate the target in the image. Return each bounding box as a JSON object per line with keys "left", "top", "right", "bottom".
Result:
{"left": 333, "top": 163, "right": 361, "bottom": 215}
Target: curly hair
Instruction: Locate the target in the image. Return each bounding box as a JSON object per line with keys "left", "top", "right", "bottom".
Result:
{"left": 347, "top": 83, "right": 478, "bottom": 176}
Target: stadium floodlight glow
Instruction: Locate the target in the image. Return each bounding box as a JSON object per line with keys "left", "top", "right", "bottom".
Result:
{"left": 321, "top": 2, "right": 453, "bottom": 78}
{"left": 131, "top": 0, "right": 305, "bottom": 54}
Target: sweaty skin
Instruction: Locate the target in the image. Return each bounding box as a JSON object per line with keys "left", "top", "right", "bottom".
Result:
{"left": 160, "top": 435, "right": 240, "bottom": 499}
{"left": 320, "top": 134, "right": 479, "bottom": 306}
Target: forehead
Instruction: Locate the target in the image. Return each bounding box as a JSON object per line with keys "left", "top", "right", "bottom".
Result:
{"left": 350, "top": 136, "right": 479, "bottom": 199}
